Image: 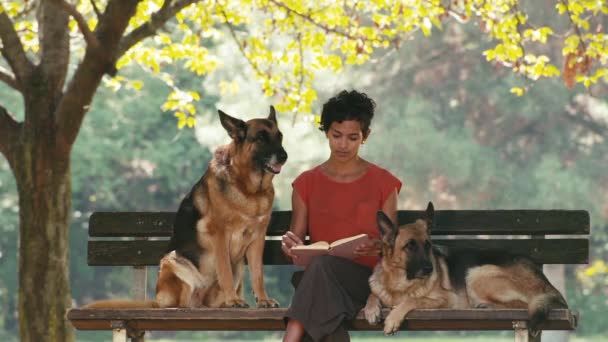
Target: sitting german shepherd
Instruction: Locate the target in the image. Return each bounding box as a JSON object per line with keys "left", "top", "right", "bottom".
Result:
{"left": 156, "top": 106, "right": 287, "bottom": 308}
{"left": 85, "top": 107, "right": 287, "bottom": 309}
{"left": 364, "top": 202, "right": 567, "bottom": 336}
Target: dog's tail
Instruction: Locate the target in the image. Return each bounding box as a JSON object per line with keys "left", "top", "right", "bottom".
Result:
{"left": 81, "top": 299, "right": 159, "bottom": 309}
{"left": 528, "top": 289, "right": 568, "bottom": 336}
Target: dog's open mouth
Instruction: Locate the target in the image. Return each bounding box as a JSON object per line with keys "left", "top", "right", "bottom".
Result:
{"left": 264, "top": 163, "right": 283, "bottom": 174}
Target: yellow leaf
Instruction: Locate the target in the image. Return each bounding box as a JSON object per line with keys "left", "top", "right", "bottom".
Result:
{"left": 186, "top": 116, "right": 196, "bottom": 128}
{"left": 430, "top": 16, "right": 443, "bottom": 31}
{"left": 484, "top": 49, "right": 496, "bottom": 61}
{"left": 583, "top": 78, "right": 591, "bottom": 87}
{"left": 510, "top": 87, "right": 524, "bottom": 96}
{"left": 421, "top": 18, "right": 432, "bottom": 37}
{"left": 585, "top": 267, "right": 597, "bottom": 276}
{"left": 188, "top": 91, "right": 201, "bottom": 101}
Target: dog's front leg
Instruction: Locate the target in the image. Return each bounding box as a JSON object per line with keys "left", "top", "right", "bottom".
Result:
{"left": 364, "top": 293, "right": 383, "bottom": 325}
{"left": 213, "top": 230, "right": 248, "bottom": 308}
{"left": 383, "top": 299, "right": 414, "bottom": 335}
{"left": 384, "top": 297, "right": 446, "bottom": 335}
{"left": 246, "top": 231, "right": 279, "bottom": 308}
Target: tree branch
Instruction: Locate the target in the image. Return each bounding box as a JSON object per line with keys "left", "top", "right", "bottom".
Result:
{"left": 268, "top": 0, "right": 378, "bottom": 43}
{"left": 38, "top": 0, "right": 70, "bottom": 101}
{"left": 0, "top": 7, "right": 34, "bottom": 87}
{"left": 0, "top": 104, "right": 21, "bottom": 168}
{"left": 55, "top": 0, "right": 142, "bottom": 152}
{"left": 221, "top": 8, "right": 265, "bottom": 78}
{"left": 563, "top": 107, "right": 608, "bottom": 137}
{"left": 55, "top": 0, "right": 101, "bottom": 49}
{"left": 89, "top": 0, "right": 102, "bottom": 20}
{"left": 15, "top": 1, "right": 37, "bottom": 20}
{"left": 117, "top": 0, "right": 199, "bottom": 57}
{"left": 0, "top": 66, "right": 20, "bottom": 91}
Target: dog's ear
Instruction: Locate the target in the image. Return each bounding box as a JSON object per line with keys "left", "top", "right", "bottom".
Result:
{"left": 268, "top": 106, "right": 277, "bottom": 124}
{"left": 377, "top": 211, "right": 397, "bottom": 237}
{"left": 424, "top": 202, "right": 434, "bottom": 233}
{"left": 218, "top": 110, "right": 247, "bottom": 142}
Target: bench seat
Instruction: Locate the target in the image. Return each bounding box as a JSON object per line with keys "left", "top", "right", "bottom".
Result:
{"left": 67, "top": 308, "right": 577, "bottom": 331}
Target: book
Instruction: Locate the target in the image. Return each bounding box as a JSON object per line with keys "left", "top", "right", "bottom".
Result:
{"left": 290, "top": 233, "right": 372, "bottom": 267}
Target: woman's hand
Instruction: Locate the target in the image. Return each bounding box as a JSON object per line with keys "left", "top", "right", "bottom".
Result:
{"left": 281, "top": 231, "right": 304, "bottom": 261}
{"left": 354, "top": 238, "right": 382, "bottom": 257}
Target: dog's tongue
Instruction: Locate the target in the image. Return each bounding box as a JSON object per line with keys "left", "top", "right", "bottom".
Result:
{"left": 269, "top": 163, "right": 283, "bottom": 174}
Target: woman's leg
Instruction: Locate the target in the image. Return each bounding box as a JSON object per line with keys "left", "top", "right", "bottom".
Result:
{"left": 285, "top": 255, "right": 372, "bottom": 342}
{"left": 283, "top": 318, "right": 305, "bottom": 342}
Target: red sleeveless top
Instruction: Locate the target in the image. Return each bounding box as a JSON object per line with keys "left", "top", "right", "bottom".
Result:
{"left": 292, "top": 163, "right": 402, "bottom": 269}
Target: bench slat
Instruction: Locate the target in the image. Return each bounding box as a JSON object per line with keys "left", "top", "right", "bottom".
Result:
{"left": 89, "top": 210, "right": 590, "bottom": 237}
{"left": 66, "top": 308, "right": 577, "bottom": 331}
{"left": 87, "top": 238, "right": 588, "bottom": 266}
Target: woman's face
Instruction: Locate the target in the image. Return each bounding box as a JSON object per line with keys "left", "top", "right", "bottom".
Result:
{"left": 326, "top": 120, "right": 367, "bottom": 162}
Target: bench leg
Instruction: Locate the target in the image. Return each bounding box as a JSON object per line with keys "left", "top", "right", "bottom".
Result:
{"left": 112, "top": 322, "right": 127, "bottom": 342}
{"left": 111, "top": 320, "right": 145, "bottom": 342}
{"left": 513, "top": 321, "right": 542, "bottom": 342}
{"left": 513, "top": 321, "right": 528, "bottom": 342}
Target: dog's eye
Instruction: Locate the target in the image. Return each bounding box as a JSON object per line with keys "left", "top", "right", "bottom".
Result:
{"left": 404, "top": 240, "right": 416, "bottom": 251}
{"left": 424, "top": 241, "right": 431, "bottom": 250}
{"left": 256, "top": 131, "right": 268, "bottom": 141}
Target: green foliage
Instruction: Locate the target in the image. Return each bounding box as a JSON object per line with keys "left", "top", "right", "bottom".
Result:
{"left": 2, "top": 0, "right": 606, "bottom": 123}
{"left": 568, "top": 259, "right": 608, "bottom": 335}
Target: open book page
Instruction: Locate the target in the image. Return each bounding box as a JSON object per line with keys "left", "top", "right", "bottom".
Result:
{"left": 291, "top": 241, "right": 330, "bottom": 250}
{"left": 291, "top": 234, "right": 370, "bottom": 267}
{"left": 291, "top": 242, "right": 329, "bottom": 267}
{"left": 327, "top": 234, "right": 371, "bottom": 259}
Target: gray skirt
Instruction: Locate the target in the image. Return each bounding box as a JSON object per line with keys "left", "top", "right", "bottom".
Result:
{"left": 285, "top": 255, "right": 373, "bottom": 342}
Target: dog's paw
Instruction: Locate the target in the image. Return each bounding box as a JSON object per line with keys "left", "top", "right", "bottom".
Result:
{"left": 383, "top": 310, "right": 404, "bottom": 335}
{"left": 364, "top": 302, "right": 382, "bottom": 325}
{"left": 256, "top": 297, "right": 279, "bottom": 308}
{"left": 221, "top": 299, "right": 249, "bottom": 308}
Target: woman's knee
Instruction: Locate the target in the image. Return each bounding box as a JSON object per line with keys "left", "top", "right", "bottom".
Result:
{"left": 307, "top": 255, "right": 339, "bottom": 272}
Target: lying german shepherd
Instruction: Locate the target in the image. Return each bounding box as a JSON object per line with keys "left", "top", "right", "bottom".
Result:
{"left": 364, "top": 202, "right": 567, "bottom": 336}
{"left": 85, "top": 107, "right": 287, "bottom": 309}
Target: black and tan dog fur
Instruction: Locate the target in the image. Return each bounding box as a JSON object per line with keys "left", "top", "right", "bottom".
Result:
{"left": 85, "top": 107, "right": 287, "bottom": 310}
{"left": 156, "top": 106, "right": 287, "bottom": 308}
{"left": 364, "top": 202, "right": 567, "bottom": 336}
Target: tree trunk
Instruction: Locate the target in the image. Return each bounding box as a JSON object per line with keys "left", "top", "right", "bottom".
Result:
{"left": 14, "top": 127, "right": 73, "bottom": 342}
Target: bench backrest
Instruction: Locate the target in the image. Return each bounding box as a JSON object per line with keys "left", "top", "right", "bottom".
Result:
{"left": 87, "top": 210, "right": 590, "bottom": 267}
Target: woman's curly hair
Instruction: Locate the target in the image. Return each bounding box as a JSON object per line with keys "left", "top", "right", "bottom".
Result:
{"left": 319, "top": 90, "right": 376, "bottom": 134}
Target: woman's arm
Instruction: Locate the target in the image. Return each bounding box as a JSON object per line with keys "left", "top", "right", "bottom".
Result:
{"left": 281, "top": 189, "right": 308, "bottom": 259}
{"left": 382, "top": 188, "right": 398, "bottom": 225}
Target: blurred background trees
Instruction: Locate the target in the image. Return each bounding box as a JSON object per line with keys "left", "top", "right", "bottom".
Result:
{"left": 0, "top": 0, "right": 606, "bottom": 340}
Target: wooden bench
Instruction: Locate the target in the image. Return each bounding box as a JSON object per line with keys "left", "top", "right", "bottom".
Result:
{"left": 66, "top": 209, "right": 589, "bottom": 342}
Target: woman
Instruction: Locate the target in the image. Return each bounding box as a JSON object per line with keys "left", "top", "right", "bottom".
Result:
{"left": 282, "top": 90, "right": 401, "bottom": 342}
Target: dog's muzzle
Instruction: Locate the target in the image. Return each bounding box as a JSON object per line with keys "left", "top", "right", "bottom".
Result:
{"left": 264, "top": 149, "right": 287, "bottom": 174}
{"left": 416, "top": 264, "right": 434, "bottom": 278}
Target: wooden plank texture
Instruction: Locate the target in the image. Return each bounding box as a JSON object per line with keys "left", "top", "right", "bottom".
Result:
{"left": 66, "top": 308, "right": 577, "bottom": 331}
{"left": 399, "top": 210, "right": 590, "bottom": 235}
{"left": 89, "top": 210, "right": 590, "bottom": 237}
{"left": 88, "top": 239, "right": 589, "bottom": 266}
